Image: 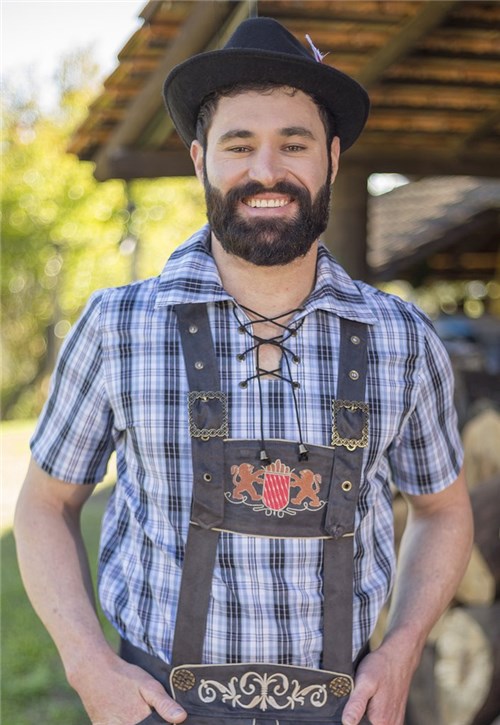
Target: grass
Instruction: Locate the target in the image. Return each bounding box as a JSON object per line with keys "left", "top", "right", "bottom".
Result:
{"left": 1, "top": 487, "right": 118, "bottom": 724}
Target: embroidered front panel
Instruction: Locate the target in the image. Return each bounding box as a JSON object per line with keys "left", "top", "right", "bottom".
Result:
{"left": 169, "top": 662, "right": 352, "bottom": 720}
{"left": 210, "top": 440, "right": 335, "bottom": 538}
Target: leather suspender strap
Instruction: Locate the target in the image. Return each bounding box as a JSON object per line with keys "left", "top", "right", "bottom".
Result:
{"left": 171, "top": 525, "right": 220, "bottom": 666}
{"left": 172, "top": 304, "right": 225, "bottom": 666}
{"left": 323, "top": 319, "right": 369, "bottom": 674}
{"left": 175, "top": 304, "right": 225, "bottom": 529}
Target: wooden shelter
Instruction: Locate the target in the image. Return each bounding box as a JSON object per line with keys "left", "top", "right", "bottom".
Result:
{"left": 69, "top": 0, "right": 500, "bottom": 278}
{"left": 369, "top": 176, "right": 500, "bottom": 282}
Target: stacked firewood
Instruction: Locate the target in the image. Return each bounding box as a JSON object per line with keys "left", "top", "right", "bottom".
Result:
{"left": 387, "top": 406, "right": 500, "bottom": 725}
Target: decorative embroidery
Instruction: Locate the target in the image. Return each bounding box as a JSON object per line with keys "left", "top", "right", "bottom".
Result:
{"left": 198, "top": 670, "right": 328, "bottom": 711}
{"left": 226, "top": 459, "right": 325, "bottom": 517}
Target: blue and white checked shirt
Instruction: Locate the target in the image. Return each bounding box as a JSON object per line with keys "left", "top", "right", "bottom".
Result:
{"left": 31, "top": 226, "right": 463, "bottom": 666}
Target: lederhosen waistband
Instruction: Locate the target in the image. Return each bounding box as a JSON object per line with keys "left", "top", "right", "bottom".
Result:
{"left": 121, "top": 303, "right": 371, "bottom": 725}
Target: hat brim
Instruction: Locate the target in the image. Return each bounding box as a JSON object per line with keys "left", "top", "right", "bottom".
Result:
{"left": 163, "top": 48, "right": 369, "bottom": 152}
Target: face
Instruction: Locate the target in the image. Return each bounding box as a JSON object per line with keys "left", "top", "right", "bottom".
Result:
{"left": 190, "top": 88, "right": 340, "bottom": 266}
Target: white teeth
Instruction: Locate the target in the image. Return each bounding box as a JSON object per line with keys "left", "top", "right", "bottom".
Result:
{"left": 246, "top": 198, "right": 289, "bottom": 208}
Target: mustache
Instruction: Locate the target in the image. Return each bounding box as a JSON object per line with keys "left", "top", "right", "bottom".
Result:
{"left": 222, "top": 181, "right": 310, "bottom": 205}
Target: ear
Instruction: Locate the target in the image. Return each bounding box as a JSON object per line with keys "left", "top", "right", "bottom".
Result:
{"left": 190, "top": 140, "right": 205, "bottom": 184}
{"left": 329, "top": 136, "right": 340, "bottom": 184}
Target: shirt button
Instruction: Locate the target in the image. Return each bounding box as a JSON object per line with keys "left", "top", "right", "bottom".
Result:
{"left": 349, "top": 370, "right": 359, "bottom": 381}
{"left": 194, "top": 361, "right": 204, "bottom": 370}
{"left": 189, "top": 325, "right": 198, "bottom": 334}
{"left": 350, "top": 335, "right": 360, "bottom": 345}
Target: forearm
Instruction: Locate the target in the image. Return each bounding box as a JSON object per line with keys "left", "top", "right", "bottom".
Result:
{"left": 383, "top": 469, "right": 474, "bottom": 664}
{"left": 14, "top": 478, "right": 113, "bottom": 681}
{"left": 14, "top": 460, "right": 187, "bottom": 724}
{"left": 342, "top": 471, "right": 473, "bottom": 725}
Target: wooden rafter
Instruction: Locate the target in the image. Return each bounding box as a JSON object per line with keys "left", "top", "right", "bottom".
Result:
{"left": 356, "top": 1, "right": 458, "bottom": 86}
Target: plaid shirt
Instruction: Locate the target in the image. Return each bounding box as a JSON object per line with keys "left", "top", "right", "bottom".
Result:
{"left": 32, "top": 225, "right": 462, "bottom": 666}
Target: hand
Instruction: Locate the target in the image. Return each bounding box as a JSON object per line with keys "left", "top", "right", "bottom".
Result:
{"left": 68, "top": 650, "right": 187, "bottom": 725}
{"left": 341, "top": 646, "right": 415, "bottom": 725}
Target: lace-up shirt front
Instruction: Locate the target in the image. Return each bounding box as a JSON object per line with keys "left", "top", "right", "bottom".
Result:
{"left": 31, "top": 225, "right": 463, "bottom": 666}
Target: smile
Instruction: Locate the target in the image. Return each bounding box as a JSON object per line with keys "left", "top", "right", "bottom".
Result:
{"left": 243, "top": 197, "right": 291, "bottom": 208}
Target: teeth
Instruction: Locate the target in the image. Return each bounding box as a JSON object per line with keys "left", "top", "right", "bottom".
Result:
{"left": 246, "top": 198, "right": 289, "bottom": 208}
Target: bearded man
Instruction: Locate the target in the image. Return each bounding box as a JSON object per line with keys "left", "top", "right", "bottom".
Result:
{"left": 15, "top": 17, "right": 472, "bottom": 725}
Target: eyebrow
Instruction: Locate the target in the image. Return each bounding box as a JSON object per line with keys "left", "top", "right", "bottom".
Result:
{"left": 217, "top": 126, "right": 316, "bottom": 145}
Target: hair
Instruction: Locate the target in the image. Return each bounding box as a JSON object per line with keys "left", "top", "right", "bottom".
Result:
{"left": 195, "top": 81, "right": 336, "bottom": 150}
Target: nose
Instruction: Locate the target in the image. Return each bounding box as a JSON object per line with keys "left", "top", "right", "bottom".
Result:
{"left": 247, "top": 146, "right": 285, "bottom": 188}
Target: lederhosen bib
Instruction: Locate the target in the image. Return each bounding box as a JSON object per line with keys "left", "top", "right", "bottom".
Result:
{"left": 154, "top": 303, "right": 370, "bottom": 725}
{"left": 121, "top": 303, "right": 371, "bottom": 724}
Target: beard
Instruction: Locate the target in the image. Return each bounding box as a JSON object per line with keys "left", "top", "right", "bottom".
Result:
{"left": 203, "top": 175, "right": 332, "bottom": 267}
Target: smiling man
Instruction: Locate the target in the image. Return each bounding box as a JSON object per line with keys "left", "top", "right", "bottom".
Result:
{"left": 15, "top": 17, "right": 472, "bottom": 725}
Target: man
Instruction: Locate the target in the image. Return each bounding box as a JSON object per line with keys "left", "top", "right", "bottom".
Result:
{"left": 15, "top": 17, "right": 473, "bottom": 725}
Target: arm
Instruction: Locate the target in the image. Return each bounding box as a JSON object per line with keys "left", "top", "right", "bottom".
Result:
{"left": 14, "top": 458, "right": 187, "bottom": 725}
{"left": 342, "top": 467, "right": 473, "bottom": 725}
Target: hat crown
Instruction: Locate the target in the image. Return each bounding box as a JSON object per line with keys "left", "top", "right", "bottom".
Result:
{"left": 163, "top": 17, "right": 370, "bottom": 152}
{"left": 224, "top": 17, "right": 313, "bottom": 61}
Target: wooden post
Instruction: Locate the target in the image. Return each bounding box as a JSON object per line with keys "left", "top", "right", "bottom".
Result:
{"left": 324, "top": 165, "right": 369, "bottom": 281}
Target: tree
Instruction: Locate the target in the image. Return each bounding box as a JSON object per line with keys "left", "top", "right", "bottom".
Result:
{"left": 1, "top": 49, "right": 206, "bottom": 419}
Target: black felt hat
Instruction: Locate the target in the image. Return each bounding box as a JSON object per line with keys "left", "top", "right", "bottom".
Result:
{"left": 163, "top": 17, "right": 370, "bottom": 152}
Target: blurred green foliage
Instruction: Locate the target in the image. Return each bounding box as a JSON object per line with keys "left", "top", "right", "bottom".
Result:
{"left": 1, "top": 49, "right": 206, "bottom": 420}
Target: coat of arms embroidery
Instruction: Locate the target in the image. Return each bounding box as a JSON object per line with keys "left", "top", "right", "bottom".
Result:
{"left": 226, "top": 459, "right": 325, "bottom": 517}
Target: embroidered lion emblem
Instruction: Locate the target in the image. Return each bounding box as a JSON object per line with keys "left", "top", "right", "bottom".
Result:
{"left": 226, "top": 459, "right": 325, "bottom": 517}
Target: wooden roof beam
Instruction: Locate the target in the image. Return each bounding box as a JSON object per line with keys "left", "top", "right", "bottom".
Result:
{"left": 454, "top": 106, "right": 500, "bottom": 152}
{"left": 356, "top": 1, "right": 459, "bottom": 87}
{"left": 135, "top": 0, "right": 255, "bottom": 150}
{"left": 93, "top": 0, "right": 234, "bottom": 181}
{"left": 344, "top": 143, "right": 500, "bottom": 178}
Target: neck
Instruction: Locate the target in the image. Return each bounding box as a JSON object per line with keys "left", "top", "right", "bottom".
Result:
{"left": 211, "top": 234, "right": 318, "bottom": 317}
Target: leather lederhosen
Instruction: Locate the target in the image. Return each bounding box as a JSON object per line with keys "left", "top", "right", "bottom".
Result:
{"left": 122, "top": 303, "right": 371, "bottom": 725}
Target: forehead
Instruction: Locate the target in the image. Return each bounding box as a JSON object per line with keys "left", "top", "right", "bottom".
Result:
{"left": 207, "top": 88, "right": 326, "bottom": 141}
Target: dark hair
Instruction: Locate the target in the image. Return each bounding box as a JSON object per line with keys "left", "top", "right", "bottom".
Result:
{"left": 195, "top": 81, "right": 336, "bottom": 149}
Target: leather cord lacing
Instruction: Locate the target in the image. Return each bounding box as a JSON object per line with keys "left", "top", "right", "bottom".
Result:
{"left": 233, "top": 303, "right": 309, "bottom": 463}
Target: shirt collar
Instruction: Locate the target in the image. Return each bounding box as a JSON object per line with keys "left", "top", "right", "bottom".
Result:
{"left": 155, "top": 226, "right": 232, "bottom": 309}
{"left": 155, "top": 226, "right": 377, "bottom": 325}
{"left": 304, "top": 244, "right": 378, "bottom": 324}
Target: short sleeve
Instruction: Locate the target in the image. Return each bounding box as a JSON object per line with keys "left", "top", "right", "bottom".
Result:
{"left": 30, "top": 290, "right": 114, "bottom": 484}
{"left": 389, "top": 316, "right": 464, "bottom": 495}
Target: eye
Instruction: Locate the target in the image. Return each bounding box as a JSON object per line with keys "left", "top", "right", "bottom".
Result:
{"left": 284, "top": 144, "right": 306, "bottom": 152}
{"left": 227, "top": 145, "right": 252, "bottom": 153}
